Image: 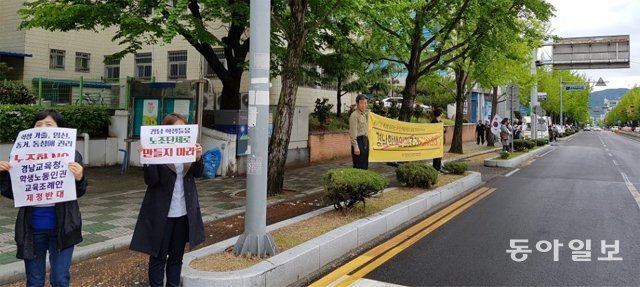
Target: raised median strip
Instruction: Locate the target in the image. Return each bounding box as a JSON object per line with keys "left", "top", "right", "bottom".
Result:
{"left": 181, "top": 172, "right": 482, "bottom": 287}
{"left": 484, "top": 145, "right": 553, "bottom": 168}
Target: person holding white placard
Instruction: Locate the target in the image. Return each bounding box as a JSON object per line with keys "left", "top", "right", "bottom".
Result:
{"left": 130, "top": 113, "right": 204, "bottom": 287}
{"left": 0, "top": 110, "right": 87, "bottom": 287}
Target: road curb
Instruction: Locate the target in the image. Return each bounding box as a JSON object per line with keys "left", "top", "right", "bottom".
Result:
{"left": 484, "top": 145, "right": 553, "bottom": 168}
{"left": 0, "top": 147, "right": 491, "bottom": 285}
{"left": 181, "top": 172, "right": 483, "bottom": 287}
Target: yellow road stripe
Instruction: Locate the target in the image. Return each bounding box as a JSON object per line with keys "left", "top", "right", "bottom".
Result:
{"left": 309, "top": 187, "right": 494, "bottom": 287}
{"left": 337, "top": 188, "right": 496, "bottom": 286}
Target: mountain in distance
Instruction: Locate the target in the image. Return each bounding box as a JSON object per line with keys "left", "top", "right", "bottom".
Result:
{"left": 589, "top": 88, "right": 629, "bottom": 115}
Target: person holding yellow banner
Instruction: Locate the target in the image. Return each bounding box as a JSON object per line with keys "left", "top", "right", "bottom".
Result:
{"left": 431, "top": 108, "right": 445, "bottom": 171}
{"left": 349, "top": 95, "right": 369, "bottom": 169}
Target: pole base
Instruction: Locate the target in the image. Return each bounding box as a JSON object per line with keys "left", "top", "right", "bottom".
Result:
{"left": 233, "top": 232, "right": 278, "bottom": 257}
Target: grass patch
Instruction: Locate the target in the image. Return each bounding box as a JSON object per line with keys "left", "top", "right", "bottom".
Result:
{"left": 190, "top": 173, "right": 466, "bottom": 272}
{"left": 493, "top": 146, "right": 540, "bottom": 160}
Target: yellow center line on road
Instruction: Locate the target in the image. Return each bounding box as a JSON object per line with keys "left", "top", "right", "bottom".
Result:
{"left": 309, "top": 187, "right": 496, "bottom": 287}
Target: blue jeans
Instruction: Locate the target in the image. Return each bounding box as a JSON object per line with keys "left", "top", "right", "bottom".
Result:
{"left": 24, "top": 230, "right": 74, "bottom": 287}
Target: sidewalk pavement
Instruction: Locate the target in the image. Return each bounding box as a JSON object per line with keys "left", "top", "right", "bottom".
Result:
{"left": 0, "top": 142, "right": 498, "bottom": 266}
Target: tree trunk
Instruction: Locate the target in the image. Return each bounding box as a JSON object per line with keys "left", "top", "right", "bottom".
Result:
{"left": 267, "top": 0, "right": 307, "bottom": 195}
{"left": 336, "top": 76, "right": 342, "bottom": 117}
{"left": 399, "top": 75, "right": 418, "bottom": 122}
{"left": 486, "top": 86, "right": 498, "bottom": 147}
{"left": 449, "top": 66, "right": 467, "bottom": 154}
{"left": 219, "top": 76, "right": 242, "bottom": 109}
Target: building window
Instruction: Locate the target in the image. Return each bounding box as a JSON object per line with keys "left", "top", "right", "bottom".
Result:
{"left": 135, "top": 52, "right": 153, "bottom": 80}
{"left": 49, "top": 49, "right": 65, "bottom": 70}
{"left": 104, "top": 56, "right": 120, "bottom": 81}
{"left": 75, "top": 52, "right": 91, "bottom": 73}
{"left": 204, "top": 48, "right": 226, "bottom": 78}
{"left": 168, "top": 50, "right": 188, "bottom": 80}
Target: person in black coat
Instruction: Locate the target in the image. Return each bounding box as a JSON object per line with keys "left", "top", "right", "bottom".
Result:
{"left": 0, "top": 110, "right": 87, "bottom": 287}
{"left": 130, "top": 113, "right": 205, "bottom": 287}
{"left": 475, "top": 120, "right": 485, "bottom": 145}
{"left": 431, "top": 108, "right": 445, "bottom": 171}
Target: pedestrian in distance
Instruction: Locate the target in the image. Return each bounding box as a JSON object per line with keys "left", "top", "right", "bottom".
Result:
{"left": 431, "top": 108, "right": 446, "bottom": 171}
{"left": 349, "top": 95, "right": 369, "bottom": 170}
{"left": 130, "top": 113, "right": 205, "bottom": 287}
{"left": 500, "top": 118, "right": 511, "bottom": 151}
{"left": 0, "top": 110, "right": 87, "bottom": 287}
{"left": 484, "top": 120, "right": 493, "bottom": 146}
{"left": 476, "top": 120, "right": 485, "bottom": 145}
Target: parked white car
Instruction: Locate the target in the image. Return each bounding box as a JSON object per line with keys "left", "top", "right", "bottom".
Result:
{"left": 380, "top": 97, "right": 430, "bottom": 111}
{"left": 381, "top": 97, "right": 403, "bottom": 108}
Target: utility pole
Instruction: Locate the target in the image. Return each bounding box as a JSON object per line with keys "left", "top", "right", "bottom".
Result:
{"left": 530, "top": 49, "right": 538, "bottom": 139}
{"left": 234, "top": 0, "right": 277, "bottom": 257}
{"left": 559, "top": 75, "right": 563, "bottom": 127}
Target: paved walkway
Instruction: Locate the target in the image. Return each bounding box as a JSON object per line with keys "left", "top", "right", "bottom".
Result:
{"left": 0, "top": 142, "right": 497, "bottom": 265}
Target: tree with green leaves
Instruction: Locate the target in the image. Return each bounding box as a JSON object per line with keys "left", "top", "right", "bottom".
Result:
{"left": 363, "top": 0, "right": 553, "bottom": 124}
{"left": 442, "top": 0, "right": 552, "bottom": 153}
{"left": 416, "top": 73, "right": 456, "bottom": 111}
{"left": 537, "top": 69, "right": 591, "bottom": 125}
{"left": 362, "top": 0, "right": 479, "bottom": 122}
{"left": 20, "top": 0, "right": 250, "bottom": 109}
{"left": 604, "top": 88, "right": 639, "bottom": 127}
{"left": 268, "top": 0, "right": 366, "bottom": 194}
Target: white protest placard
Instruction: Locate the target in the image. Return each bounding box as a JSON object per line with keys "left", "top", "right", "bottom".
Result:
{"left": 9, "top": 128, "right": 77, "bottom": 207}
{"left": 140, "top": 124, "right": 199, "bottom": 164}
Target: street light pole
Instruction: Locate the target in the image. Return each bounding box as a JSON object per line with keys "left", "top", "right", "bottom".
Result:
{"left": 233, "top": 0, "right": 277, "bottom": 257}
{"left": 559, "top": 76, "right": 563, "bottom": 127}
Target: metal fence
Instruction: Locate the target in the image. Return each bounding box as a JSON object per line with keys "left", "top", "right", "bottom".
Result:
{"left": 2, "top": 77, "right": 125, "bottom": 109}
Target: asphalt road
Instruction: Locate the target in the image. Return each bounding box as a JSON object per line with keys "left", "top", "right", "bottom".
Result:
{"left": 342, "top": 132, "right": 640, "bottom": 286}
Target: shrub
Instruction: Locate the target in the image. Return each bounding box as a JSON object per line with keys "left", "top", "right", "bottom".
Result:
{"left": 443, "top": 162, "right": 467, "bottom": 175}
{"left": 513, "top": 139, "right": 527, "bottom": 150}
{"left": 0, "top": 82, "right": 36, "bottom": 105}
{"left": 396, "top": 162, "right": 438, "bottom": 188}
{"left": 535, "top": 138, "right": 547, "bottom": 146}
{"left": 386, "top": 102, "right": 400, "bottom": 119}
{"left": 323, "top": 168, "right": 389, "bottom": 210}
{"left": 371, "top": 101, "right": 386, "bottom": 117}
{"left": 313, "top": 98, "right": 333, "bottom": 127}
{"left": 0, "top": 105, "right": 111, "bottom": 142}
{"left": 525, "top": 140, "right": 536, "bottom": 149}
{"left": 499, "top": 151, "right": 510, "bottom": 159}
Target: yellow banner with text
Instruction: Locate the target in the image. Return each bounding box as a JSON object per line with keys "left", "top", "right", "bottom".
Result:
{"left": 368, "top": 113, "right": 444, "bottom": 162}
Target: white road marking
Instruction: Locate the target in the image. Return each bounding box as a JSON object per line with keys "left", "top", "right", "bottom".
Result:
{"left": 539, "top": 149, "right": 554, "bottom": 157}
{"left": 605, "top": 148, "right": 609, "bottom": 152}
{"left": 613, "top": 160, "right": 619, "bottom": 166}
{"left": 608, "top": 153, "right": 613, "bottom": 157}
{"left": 505, "top": 168, "right": 520, "bottom": 177}
{"left": 350, "top": 278, "right": 407, "bottom": 287}
{"left": 620, "top": 172, "right": 640, "bottom": 210}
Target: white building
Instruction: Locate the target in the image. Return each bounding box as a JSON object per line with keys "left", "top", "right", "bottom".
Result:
{"left": 0, "top": 0, "right": 353, "bottom": 111}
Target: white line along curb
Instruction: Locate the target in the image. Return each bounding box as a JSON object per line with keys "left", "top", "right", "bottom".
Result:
{"left": 484, "top": 145, "right": 553, "bottom": 168}
{"left": 181, "top": 172, "right": 482, "bottom": 287}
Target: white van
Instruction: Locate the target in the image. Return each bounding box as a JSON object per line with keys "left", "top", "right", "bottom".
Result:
{"left": 522, "top": 116, "right": 551, "bottom": 139}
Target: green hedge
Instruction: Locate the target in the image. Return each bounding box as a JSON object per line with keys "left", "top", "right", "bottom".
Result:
{"left": 323, "top": 168, "right": 389, "bottom": 210}
{"left": 535, "top": 138, "right": 548, "bottom": 146}
{"left": 443, "top": 162, "right": 468, "bottom": 175}
{"left": 0, "top": 105, "right": 111, "bottom": 142}
{"left": 396, "top": 162, "right": 438, "bottom": 188}
{"left": 499, "top": 151, "right": 510, "bottom": 159}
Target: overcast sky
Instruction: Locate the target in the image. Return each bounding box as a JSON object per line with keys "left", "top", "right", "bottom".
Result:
{"left": 543, "top": 0, "right": 639, "bottom": 91}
